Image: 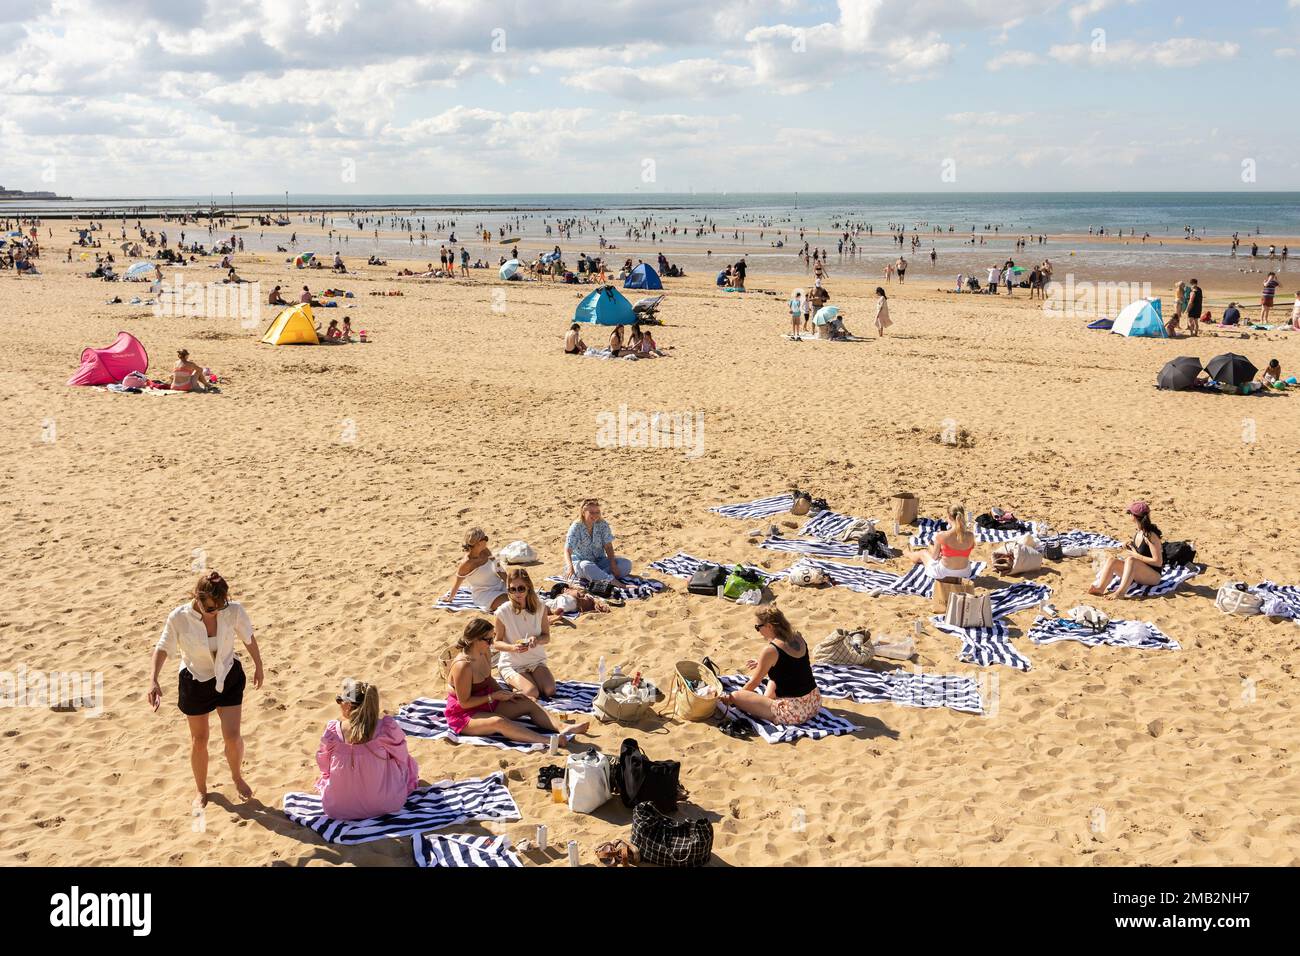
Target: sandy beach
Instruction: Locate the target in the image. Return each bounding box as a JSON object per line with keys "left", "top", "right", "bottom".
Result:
{"left": 1, "top": 218, "right": 1298, "bottom": 868}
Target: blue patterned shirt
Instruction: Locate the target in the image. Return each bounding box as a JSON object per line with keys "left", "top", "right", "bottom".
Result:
{"left": 566, "top": 520, "right": 614, "bottom": 563}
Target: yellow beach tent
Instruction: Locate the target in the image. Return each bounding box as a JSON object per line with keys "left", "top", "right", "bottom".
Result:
{"left": 260, "top": 303, "right": 319, "bottom": 345}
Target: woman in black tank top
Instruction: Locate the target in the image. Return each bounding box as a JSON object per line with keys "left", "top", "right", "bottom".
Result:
{"left": 1088, "top": 500, "right": 1164, "bottom": 599}
{"left": 721, "top": 608, "right": 822, "bottom": 726}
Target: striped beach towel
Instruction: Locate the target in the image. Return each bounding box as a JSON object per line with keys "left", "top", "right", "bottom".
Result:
{"left": 413, "top": 832, "right": 523, "bottom": 868}
{"left": 648, "top": 552, "right": 787, "bottom": 585}
{"left": 717, "top": 675, "right": 857, "bottom": 743}
{"left": 708, "top": 493, "right": 794, "bottom": 520}
{"left": 812, "top": 664, "right": 984, "bottom": 715}
{"left": 930, "top": 618, "right": 1030, "bottom": 671}
{"left": 1027, "top": 615, "right": 1180, "bottom": 651}
{"left": 909, "top": 517, "right": 1040, "bottom": 547}
{"left": 544, "top": 574, "right": 667, "bottom": 602}
{"left": 784, "top": 557, "right": 912, "bottom": 593}
{"left": 396, "top": 684, "right": 598, "bottom": 751}
{"left": 798, "top": 510, "right": 872, "bottom": 539}
{"left": 433, "top": 587, "right": 480, "bottom": 612}
{"left": 759, "top": 535, "right": 859, "bottom": 559}
{"left": 1249, "top": 582, "right": 1300, "bottom": 619}
{"left": 1038, "top": 530, "right": 1123, "bottom": 552}
{"left": 282, "top": 773, "right": 521, "bottom": 845}
{"left": 1107, "top": 563, "right": 1201, "bottom": 598}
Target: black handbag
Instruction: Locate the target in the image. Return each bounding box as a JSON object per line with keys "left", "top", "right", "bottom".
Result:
{"left": 613, "top": 738, "right": 680, "bottom": 813}
{"left": 630, "top": 802, "right": 713, "bottom": 868}
{"left": 686, "top": 563, "right": 727, "bottom": 596}
{"left": 583, "top": 578, "right": 617, "bottom": 599}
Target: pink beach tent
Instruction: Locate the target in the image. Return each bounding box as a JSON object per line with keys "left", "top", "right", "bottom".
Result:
{"left": 67, "top": 331, "right": 149, "bottom": 386}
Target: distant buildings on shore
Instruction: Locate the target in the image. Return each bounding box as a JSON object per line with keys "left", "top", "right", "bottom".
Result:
{"left": 0, "top": 184, "right": 68, "bottom": 200}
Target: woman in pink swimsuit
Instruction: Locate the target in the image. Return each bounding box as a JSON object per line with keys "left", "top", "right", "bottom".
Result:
{"left": 445, "top": 619, "right": 589, "bottom": 745}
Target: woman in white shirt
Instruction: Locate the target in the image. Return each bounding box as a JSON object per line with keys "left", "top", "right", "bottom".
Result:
{"left": 492, "top": 568, "right": 554, "bottom": 699}
{"left": 147, "top": 572, "right": 265, "bottom": 806}
{"left": 441, "top": 527, "right": 508, "bottom": 612}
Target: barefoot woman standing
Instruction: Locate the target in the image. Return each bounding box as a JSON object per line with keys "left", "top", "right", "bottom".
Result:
{"left": 148, "top": 571, "right": 264, "bottom": 805}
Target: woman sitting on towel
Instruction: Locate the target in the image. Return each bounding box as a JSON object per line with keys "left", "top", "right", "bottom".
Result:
{"left": 314, "top": 679, "right": 419, "bottom": 820}
{"left": 564, "top": 498, "right": 632, "bottom": 584}
{"left": 607, "top": 325, "right": 631, "bottom": 356}
{"left": 1088, "top": 501, "right": 1164, "bottom": 599}
{"left": 721, "top": 607, "right": 821, "bottom": 726}
{"left": 446, "top": 619, "right": 589, "bottom": 746}
{"left": 492, "top": 568, "right": 557, "bottom": 699}
{"left": 441, "top": 527, "right": 508, "bottom": 612}
{"left": 170, "top": 349, "right": 214, "bottom": 392}
{"left": 564, "top": 323, "right": 587, "bottom": 355}
{"left": 909, "top": 502, "right": 976, "bottom": 580}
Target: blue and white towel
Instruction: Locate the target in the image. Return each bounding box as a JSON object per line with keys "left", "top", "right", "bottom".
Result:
{"left": 909, "top": 517, "right": 1040, "bottom": 547}
{"left": 988, "top": 582, "right": 1053, "bottom": 618}
{"left": 930, "top": 618, "right": 1031, "bottom": 671}
{"left": 1107, "top": 563, "right": 1201, "bottom": 598}
{"left": 648, "top": 552, "right": 787, "bottom": 585}
{"left": 396, "top": 684, "right": 598, "bottom": 751}
{"left": 708, "top": 493, "right": 794, "bottom": 520}
{"left": 1249, "top": 582, "right": 1300, "bottom": 619}
{"left": 798, "top": 510, "right": 872, "bottom": 539}
{"left": 717, "top": 675, "right": 858, "bottom": 743}
{"left": 282, "top": 772, "right": 521, "bottom": 845}
{"left": 1027, "top": 615, "right": 1180, "bottom": 651}
{"left": 759, "top": 535, "right": 860, "bottom": 560}
{"left": 812, "top": 664, "right": 984, "bottom": 715}
{"left": 413, "top": 832, "right": 523, "bottom": 868}
{"left": 1038, "top": 530, "right": 1123, "bottom": 552}
{"left": 784, "top": 557, "right": 989, "bottom": 598}
{"left": 544, "top": 574, "right": 667, "bottom": 602}
{"left": 434, "top": 587, "right": 481, "bottom": 612}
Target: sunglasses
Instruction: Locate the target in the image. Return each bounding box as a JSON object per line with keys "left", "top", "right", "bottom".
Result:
{"left": 754, "top": 623, "right": 767, "bottom": 633}
{"left": 508, "top": 586, "right": 529, "bottom": 594}
{"left": 200, "top": 600, "right": 228, "bottom": 614}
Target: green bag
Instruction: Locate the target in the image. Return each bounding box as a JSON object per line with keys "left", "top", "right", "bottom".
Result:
{"left": 722, "top": 565, "right": 764, "bottom": 601}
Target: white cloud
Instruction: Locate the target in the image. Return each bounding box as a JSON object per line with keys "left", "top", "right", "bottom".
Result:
{"left": 986, "top": 50, "right": 1046, "bottom": 70}
{"left": 1049, "top": 37, "right": 1240, "bottom": 67}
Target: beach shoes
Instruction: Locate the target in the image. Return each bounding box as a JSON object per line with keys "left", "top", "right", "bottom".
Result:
{"left": 536, "top": 765, "right": 565, "bottom": 790}
{"left": 718, "top": 715, "right": 753, "bottom": 740}
{"left": 596, "top": 840, "right": 640, "bottom": 866}
{"left": 810, "top": 497, "right": 830, "bottom": 514}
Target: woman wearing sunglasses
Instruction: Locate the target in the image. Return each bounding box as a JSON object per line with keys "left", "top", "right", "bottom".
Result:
{"left": 447, "top": 619, "right": 589, "bottom": 745}
{"left": 720, "top": 606, "right": 821, "bottom": 726}
{"left": 441, "top": 527, "right": 508, "bottom": 612}
{"left": 315, "top": 678, "right": 419, "bottom": 820}
{"left": 493, "top": 568, "right": 556, "bottom": 699}
{"left": 147, "top": 571, "right": 264, "bottom": 805}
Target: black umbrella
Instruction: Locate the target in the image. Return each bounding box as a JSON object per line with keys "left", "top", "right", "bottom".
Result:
{"left": 1157, "top": 356, "right": 1203, "bottom": 391}
{"left": 1206, "top": 353, "right": 1258, "bottom": 387}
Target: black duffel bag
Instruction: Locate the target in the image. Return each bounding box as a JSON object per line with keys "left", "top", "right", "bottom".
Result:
{"left": 631, "top": 802, "right": 713, "bottom": 868}
{"left": 686, "top": 562, "right": 727, "bottom": 596}
{"left": 612, "top": 738, "right": 680, "bottom": 813}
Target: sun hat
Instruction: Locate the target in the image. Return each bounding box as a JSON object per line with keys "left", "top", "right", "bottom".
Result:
{"left": 1126, "top": 501, "right": 1150, "bottom": 518}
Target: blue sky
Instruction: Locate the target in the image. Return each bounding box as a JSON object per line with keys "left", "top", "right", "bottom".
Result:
{"left": 1, "top": 0, "right": 1298, "bottom": 195}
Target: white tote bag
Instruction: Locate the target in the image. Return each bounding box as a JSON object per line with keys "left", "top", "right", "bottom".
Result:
{"left": 565, "top": 750, "right": 612, "bottom": 814}
{"left": 1215, "top": 584, "right": 1262, "bottom": 616}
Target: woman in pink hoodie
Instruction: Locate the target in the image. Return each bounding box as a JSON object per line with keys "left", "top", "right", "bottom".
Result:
{"left": 315, "top": 679, "right": 419, "bottom": 820}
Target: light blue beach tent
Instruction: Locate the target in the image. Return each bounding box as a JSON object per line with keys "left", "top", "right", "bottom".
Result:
{"left": 623, "top": 263, "right": 663, "bottom": 290}
{"left": 499, "top": 259, "right": 521, "bottom": 279}
{"left": 574, "top": 286, "right": 636, "bottom": 326}
{"left": 1110, "top": 298, "right": 1166, "bottom": 338}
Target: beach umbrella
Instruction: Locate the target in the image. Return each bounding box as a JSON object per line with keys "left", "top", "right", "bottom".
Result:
{"left": 1157, "top": 356, "right": 1203, "bottom": 391}
{"left": 1206, "top": 353, "right": 1257, "bottom": 387}
{"left": 125, "top": 261, "right": 155, "bottom": 280}
{"left": 813, "top": 306, "right": 838, "bottom": 326}
{"left": 499, "top": 259, "right": 521, "bottom": 280}
{"left": 499, "top": 237, "right": 519, "bottom": 245}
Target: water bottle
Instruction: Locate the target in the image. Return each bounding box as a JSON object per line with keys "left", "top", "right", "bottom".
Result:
{"left": 567, "top": 840, "right": 579, "bottom": 867}
{"left": 535, "top": 824, "right": 548, "bottom": 852}
{"left": 597, "top": 656, "right": 606, "bottom": 684}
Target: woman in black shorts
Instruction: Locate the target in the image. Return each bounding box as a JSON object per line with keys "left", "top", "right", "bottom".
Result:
{"left": 148, "top": 571, "right": 264, "bottom": 806}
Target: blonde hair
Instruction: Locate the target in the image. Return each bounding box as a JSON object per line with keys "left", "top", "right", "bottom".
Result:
{"left": 505, "top": 567, "right": 540, "bottom": 615}
{"left": 947, "top": 503, "right": 966, "bottom": 525}
{"left": 462, "top": 527, "right": 488, "bottom": 552}
{"left": 578, "top": 498, "right": 600, "bottom": 521}
{"left": 343, "top": 682, "right": 380, "bottom": 745}
{"left": 754, "top": 606, "right": 797, "bottom": 644}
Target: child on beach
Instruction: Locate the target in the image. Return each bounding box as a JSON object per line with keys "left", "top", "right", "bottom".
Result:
{"left": 874, "top": 287, "right": 892, "bottom": 337}
{"left": 789, "top": 290, "right": 804, "bottom": 339}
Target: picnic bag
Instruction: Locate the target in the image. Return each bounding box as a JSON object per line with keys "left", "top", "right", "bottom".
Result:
{"left": 1215, "top": 583, "right": 1263, "bottom": 616}
{"left": 945, "top": 590, "right": 993, "bottom": 629}
{"left": 666, "top": 660, "right": 723, "bottom": 722}
{"left": 1068, "top": 605, "right": 1111, "bottom": 633}
{"left": 812, "top": 628, "right": 874, "bottom": 666}
{"left": 932, "top": 578, "right": 974, "bottom": 612}
{"left": 631, "top": 802, "right": 713, "bottom": 868}
{"left": 564, "top": 750, "right": 613, "bottom": 814}
{"left": 790, "top": 492, "right": 812, "bottom": 517}
{"left": 613, "top": 738, "right": 680, "bottom": 813}
{"left": 722, "top": 565, "right": 764, "bottom": 600}
{"left": 891, "top": 492, "right": 919, "bottom": 525}
{"left": 1162, "top": 540, "right": 1197, "bottom": 567}
{"left": 593, "top": 674, "right": 656, "bottom": 724}
{"left": 687, "top": 563, "right": 728, "bottom": 596}
{"left": 993, "top": 538, "right": 1043, "bottom": 576}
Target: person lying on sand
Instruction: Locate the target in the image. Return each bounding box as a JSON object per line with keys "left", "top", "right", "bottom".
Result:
{"left": 446, "top": 619, "right": 588, "bottom": 746}
{"left": 314, "top": 679, "right": 419, "bottom": 821}
{"left": 908, "top": 502, "right": 976, "bottom": 581}
{"left": 148, "top": 571, "right": 264, "bottom": 806}
{"left": 1088, "top": 501, "right": 1163, "bottom": 599}
{"left": 720, "top": 607, "right": 821, "bottom": 727}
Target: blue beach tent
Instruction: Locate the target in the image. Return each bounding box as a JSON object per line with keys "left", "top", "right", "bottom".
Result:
{"left": 574, "top": 286, "right": 636, "bottom": 326}
{"left": 1110, "top": 298, "right": 1167, "bottom": 338}
{"left": 624, "top": 263, "right": 663, "bottom": 290}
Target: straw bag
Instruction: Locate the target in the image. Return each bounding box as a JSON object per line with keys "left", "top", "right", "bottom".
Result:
{"left": 666, "top": 660, "right": 723, "bottom": 722}
{"left": 945, "top": 590, "right": 993, "bottom": 628}
{"left": 813, "top": 628, "right": 874, "bottom": 666}
{"left": 891, "top": 492, "right": 919, "bottom": 525}
{"left": 1216, "top": 583, "right": 1263, "bottom": 616}
{"left": 593, "top": 675, "right": 656, "bottom": 724}
{"left": 993, "top": 538, "right": 1043, "bottom": 576}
